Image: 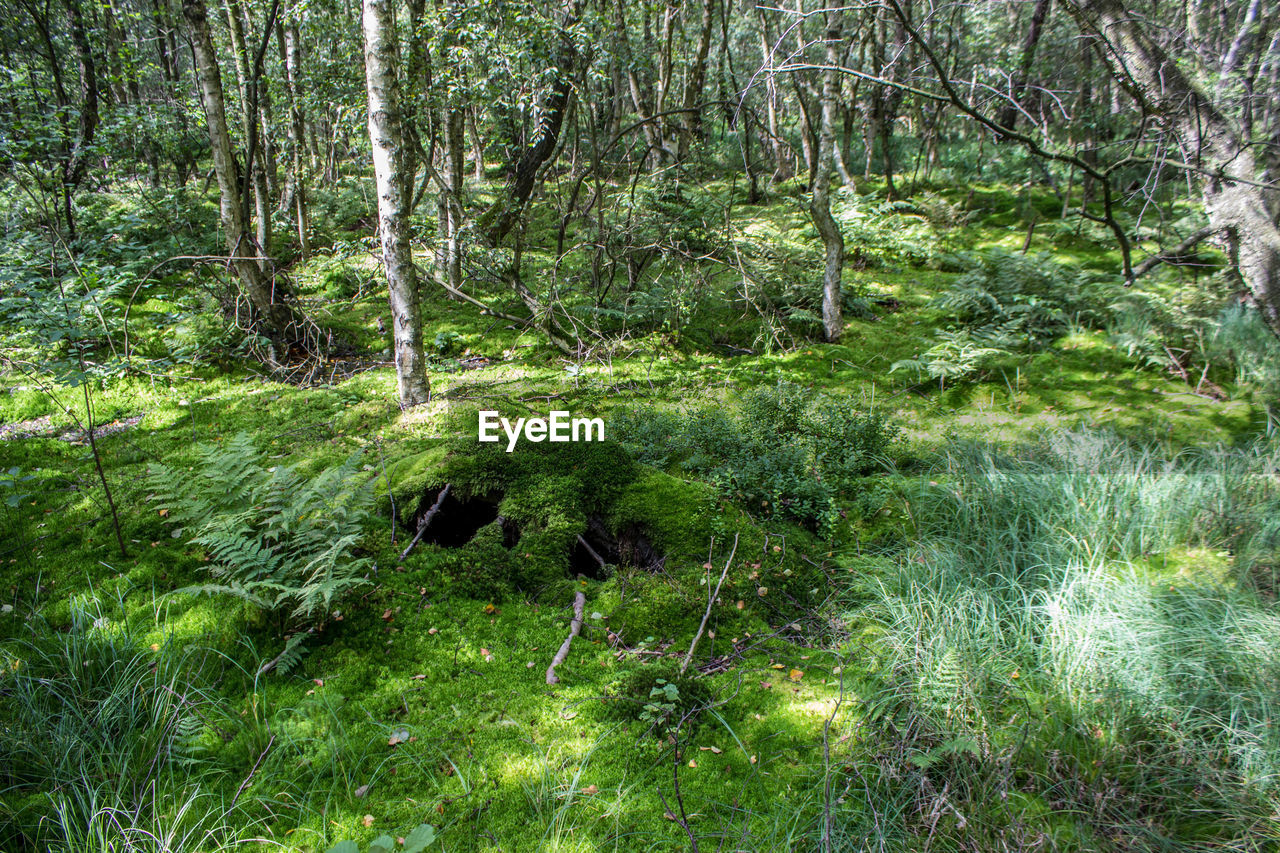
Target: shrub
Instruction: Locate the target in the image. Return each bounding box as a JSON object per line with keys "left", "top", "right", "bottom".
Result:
{"left": 605, "top": 659, "right": 714, "bottom": 737}
{"left": 611, "top": 383, "right": 899, "bottom": 531}
{"left": 932, "top": 249, "right": 1111, "bottom": 347}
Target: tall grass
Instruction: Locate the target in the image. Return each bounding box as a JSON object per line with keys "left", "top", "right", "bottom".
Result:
{"left": 842, "top": 430, "right": 1280, "bottom": 849}
{"left": 0, "top": 598, "right": 273, "bottom": 851}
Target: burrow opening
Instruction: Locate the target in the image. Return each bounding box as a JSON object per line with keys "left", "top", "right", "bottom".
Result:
{"left": 412, "top": 487, "right": 501, "bottom": 547}
{"left": 410, "top": 489, "right": 666, "bottom": 576}
{"left": 570, "top": 517, "right": 666, "bottom": 579}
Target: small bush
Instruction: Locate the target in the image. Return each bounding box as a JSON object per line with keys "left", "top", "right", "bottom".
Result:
{"left": 611, "top": 383, "right": 898, "bottom": 531}
{"left": 605, "top": 659, "right": 714, "bottom": 737}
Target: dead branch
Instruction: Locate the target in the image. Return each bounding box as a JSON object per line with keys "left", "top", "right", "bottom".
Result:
{"left": 545, "top": 590, "right": 587, "bottom": 685}
{"left": 575, "top": 534, "right": 608, "bottom": 573}
{"left": 398, "top": 483, "right": 451, "bottom": 562}
{"left": 681, "top": 533, "right": 739, "bottom": 676}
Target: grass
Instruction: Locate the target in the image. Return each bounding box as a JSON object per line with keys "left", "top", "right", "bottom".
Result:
{"left": 2, "top": 171, "right": 1279, "bottom": 850}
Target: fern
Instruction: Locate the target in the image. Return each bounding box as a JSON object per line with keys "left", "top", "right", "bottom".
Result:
{"left": 150, "top": 434, "right": 374, "bottom": 662}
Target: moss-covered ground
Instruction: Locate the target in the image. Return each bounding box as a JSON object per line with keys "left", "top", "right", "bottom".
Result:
{"left": 1, "top": 176, "right": 1274, "bottom": 851}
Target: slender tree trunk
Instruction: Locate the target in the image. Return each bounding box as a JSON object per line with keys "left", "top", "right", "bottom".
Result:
{"left": 183, "top": 0, "right": 293, "bottom": 354}
{"left": 362, "top": 0, "right": 430, "bottom": 406}
{"left": 281, "top": 17, "right": 309, "bottom": 258}
{"left": 997, "top": 0, "right": 1051, "bottom": 131}
{"left": 811, "top": 6, "right": 844, "bottom": 342}
{"left": 678, "top": 0, "right": 715, "bottom": 161}
{"left": 759, "top": 25, "right": 791, "bottom": 183}
{"left": 61, "top": 0, "right": 99, "bottom": 239}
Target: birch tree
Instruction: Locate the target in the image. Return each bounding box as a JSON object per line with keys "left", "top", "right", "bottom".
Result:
{"left": 362, "top": 0, "right": 430, "bottom": 406}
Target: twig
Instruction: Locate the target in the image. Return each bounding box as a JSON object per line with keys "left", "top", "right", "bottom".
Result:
{"left": 545, "top": 590, "right": 587, "bottom": 685}
{"left": 575, "top": 534, "right": 607, "bottom": 572}
{"left": 681, "top": 534, "right": 738, "bottom": 675}
{"left": 398, "top": 483, "right": 451, "bottom": 562}
{"left": 231, "top": 734, "right": 275, "bottom": 807}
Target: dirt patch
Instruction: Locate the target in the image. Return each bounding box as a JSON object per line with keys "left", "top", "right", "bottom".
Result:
{"left": 0, "top": 414, "right": 145, "bottom": 442}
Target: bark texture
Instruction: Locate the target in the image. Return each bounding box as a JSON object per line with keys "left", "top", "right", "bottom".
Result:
{"left": 1063, "top": 0, "right": 1280, "bottom": 333}
{"left": 362, "top": 0, "right": 430, "bottom": 406}
{"left": 811, "top": 7, "right": 845, "bottom": 342}
{"left": 183, "top": 0, "right": 293, "bottom": 351}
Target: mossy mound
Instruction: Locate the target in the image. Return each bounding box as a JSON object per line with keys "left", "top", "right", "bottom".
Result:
{"left": 384, "top": 436, "right": 826, "bottom": 645}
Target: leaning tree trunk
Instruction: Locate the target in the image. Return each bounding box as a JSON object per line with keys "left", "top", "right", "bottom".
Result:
{"left": 183, "top": 0, "right": 294, "bottom": 356}
{"left": 362, "top": 0, "right": 430, "bottom": 406}
{"left": 1062, "top": 0, "right": 1280, "bottom": 334}
{"left": 810, "top": 6, "right": 845, "bottom": 342}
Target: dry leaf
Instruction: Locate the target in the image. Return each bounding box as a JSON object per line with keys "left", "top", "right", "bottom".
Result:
{"left": 749, "top": 755, "right": 757, "bottom": 764}
{"left": 687, "top": 759, "right": 697, "bottom": 768}
{"left": 583, "top": 784, "right": 598, "bottom": 794}
{"left": 699, "top": 746, "right": 723, "bottom": 754}
{"left": 412, "top": 674, "right": 426, "bottom": 680}
{"left": 757, "top": 587, "right": 768, "bottom": 597}
{"left": 381, "top": 609, "right": 393, "bottom": 621}
{"left": 788, "top": 669, "right": 804, "bottom": 682}
{"left": 354, "top": 784, "right": 369, "bottom": 798}
{"left": 362, "top": 814, "right": 374, "bottom": 828}
{"left": 428, "top": 627, "right": 438, "bottom": 635}
{"left": 736, "top": 600, "right": 744, "bottom": 610}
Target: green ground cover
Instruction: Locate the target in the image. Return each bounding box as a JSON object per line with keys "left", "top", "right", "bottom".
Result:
{"left": 2, "top": 177, "right": 1278, "bottom": 852}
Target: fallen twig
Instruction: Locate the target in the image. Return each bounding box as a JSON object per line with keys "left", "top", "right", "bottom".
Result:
{"left": 575, "top": 534, "right": 608, "bottom": 573}
{"left": 546, "top": 590, "right": 587, "bottom": 685}
{"left": 681, "top": 534, "right": 738, "bottom": 675}
{"left": 398, "top": 483, "right": 451, "bottom": 562}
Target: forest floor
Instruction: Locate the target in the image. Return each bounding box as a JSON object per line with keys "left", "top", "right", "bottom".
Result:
{"left": 1, "top": 177, "right": 1277, "bottom": 852}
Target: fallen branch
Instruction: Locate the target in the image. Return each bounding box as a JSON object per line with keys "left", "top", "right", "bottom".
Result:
{"left": 681, "top": 533, "right": 738, "bottom": 676}
{"left": 398, "top": 483, "right": 451, "bottom": 562}
{"left": 546, "top": 590, "right": 587, "bottom": 685}
{"left": 575, "top": 534, "right": 608, "bottom": 573}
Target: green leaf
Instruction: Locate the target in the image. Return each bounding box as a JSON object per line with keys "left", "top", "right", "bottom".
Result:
{"left": 325, "top": 842, "right": 360, "bottom": 853}
{"left": 368, "top": 835, "right": 397, "bottom": 853}
{"left": 402, "top": 823, "right": 437, "bottom": 852}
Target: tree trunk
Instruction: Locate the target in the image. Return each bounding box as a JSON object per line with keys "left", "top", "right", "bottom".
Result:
{"left": 362, "top": 0, "right": 430, "bottom": 406}
{"left": 182, "top": 0, "right": 294, "bottom": 354}
{"left": 281, "top": 17, "right": 309, "bottom": 258}
{"left": 1063, "top": 0, "right": 1280, "bottom": 333}
{"left": 480, "top": 15, "right": 577, "bottom": 246}
{"left": 810, "top": 6, "right": 845, "bottom": 342}
{"left": 997, "top": 0, "right": 1051, "bottom": 131}
{"left": 61, "top": 0, "right": 99, "bottom": 239}
{"left": 677, "top": 0, "right": 715, "bottom": 161}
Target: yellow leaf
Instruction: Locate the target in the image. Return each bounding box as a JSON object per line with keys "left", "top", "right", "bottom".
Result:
{"left": 788, "top": 669, "right": 804, "bottom": 682}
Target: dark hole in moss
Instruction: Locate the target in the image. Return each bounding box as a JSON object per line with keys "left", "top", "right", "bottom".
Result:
{"left": 570, "top": 517, "right": 666, "bottom": 579}
{"left": 414, "top": 488, "right": 501, "bottom": 547}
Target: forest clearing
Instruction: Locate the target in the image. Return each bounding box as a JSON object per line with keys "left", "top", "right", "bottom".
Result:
{"left": 3, "top": 0, "right": 1280, "bottom": 850}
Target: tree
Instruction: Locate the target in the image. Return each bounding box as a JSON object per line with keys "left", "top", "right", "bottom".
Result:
{"left": 810, "top": 5, "right": 844, "bottom": 342}
{"left": 1061, "top": 0, "right": 1280, "bottom": 333}
{"left": 362, "top": 0, "right": 430, "bottom": 406}
{"left": 182, "top": 0, "right": 296, "bottom": 358}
